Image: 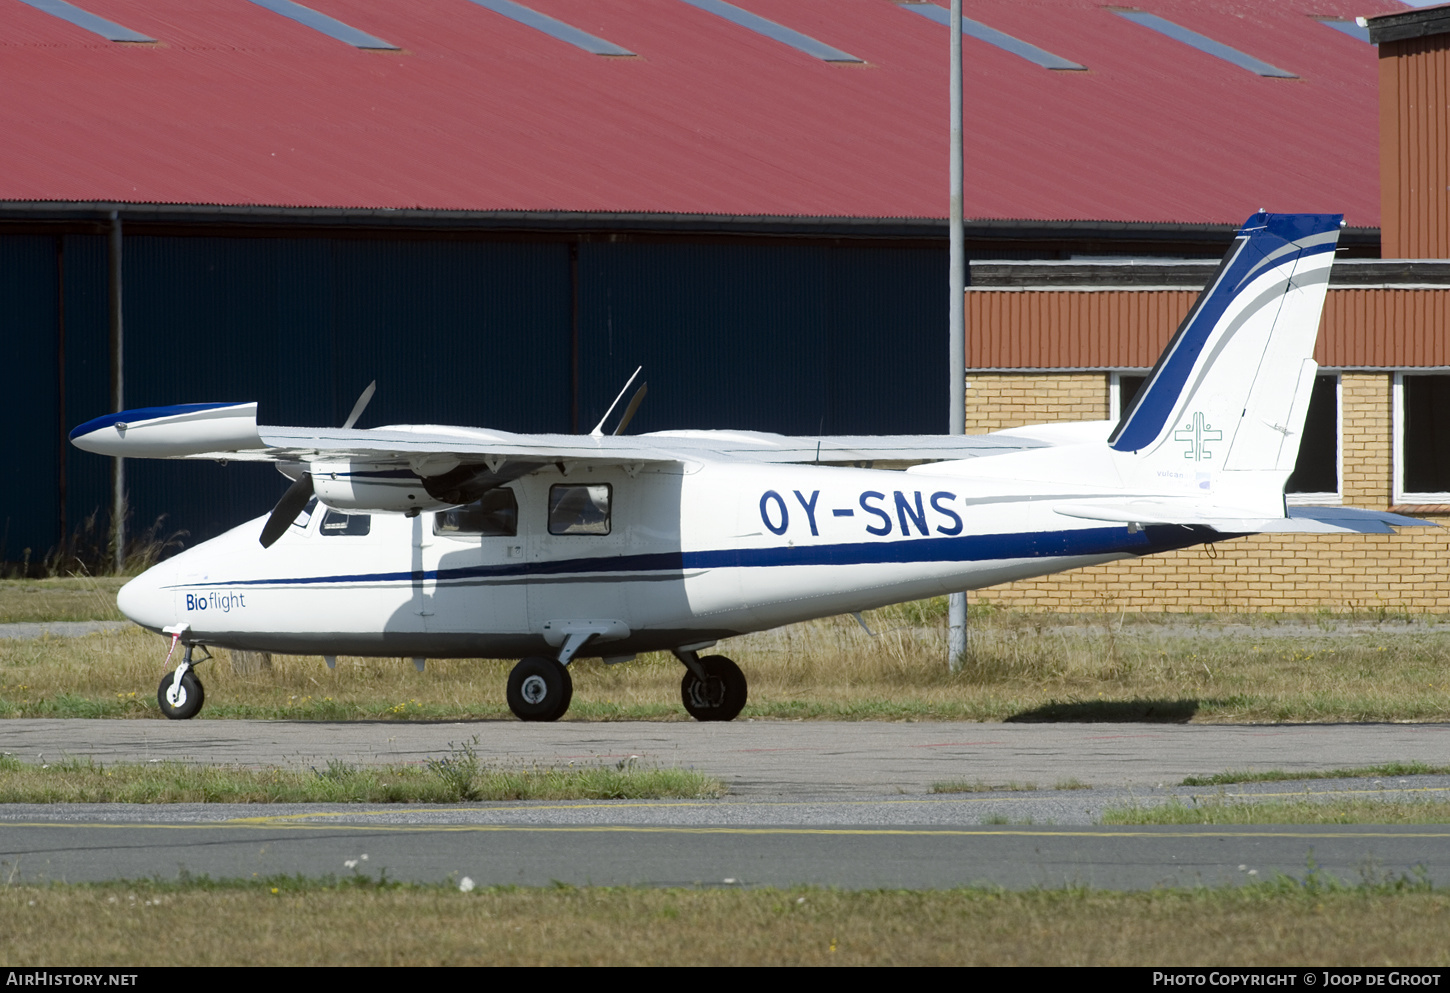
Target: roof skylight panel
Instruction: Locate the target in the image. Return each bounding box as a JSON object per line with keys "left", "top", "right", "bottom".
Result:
{"left": 1315, "top": 18, "right": 1371, "bottom": 44}
{"left": 246, "top": 0, "right": 398, "bottom": 50}
{"left": 902, "top": 3, "right": 1084, "bottom": 71}
{"left": 1112, "top": 10, "right": 1296, "bottom": 78}
{"left": 466, "top": 0, "right": 635, "bottom": 56}
{"left": 17, "top": 0, "right": 154, "bottom": 42}
{"left": 679, "top": 0, "right": 863, "bottom": 63}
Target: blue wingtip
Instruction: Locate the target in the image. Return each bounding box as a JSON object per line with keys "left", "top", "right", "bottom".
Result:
{"left": 68, "top": 402, "right": 246, "bottom": 442}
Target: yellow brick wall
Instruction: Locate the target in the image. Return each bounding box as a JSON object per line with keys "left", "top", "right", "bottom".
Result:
{"left": 1341, "top": 372, "right": 1392, "bottom": 507}
{"left": 964, "top": 373, "right": 1108, "bottom": 432}
{"left": 963, "top": 372, "right": 1450, "bottom": 612}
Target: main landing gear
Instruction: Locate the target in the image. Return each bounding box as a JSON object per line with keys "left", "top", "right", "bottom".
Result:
{"left": 505, "top": 656, "right": 573, "bottom": 722}
{"left": 676, "top": 651, "right": 747, "bottom": 722}
{"left": 157, "top": 638, "right": 210, "bottom": 720}
{"left": 503, "top": 647, "right": 748, "bottom": 723}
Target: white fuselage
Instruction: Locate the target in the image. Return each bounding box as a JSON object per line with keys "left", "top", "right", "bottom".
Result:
{"left": 117, "top": 455, "right": 1213, "bottom": 660}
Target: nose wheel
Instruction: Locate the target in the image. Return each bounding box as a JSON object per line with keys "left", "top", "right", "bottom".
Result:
{"left": 156, "top": 635, "right": 209, "bottom": 720}
{"left": 157, "top": 668, "right": 205, "bottom": 720}
{"left": 679, "top": 654, "right": 747, "bottom": 722}
{"left": 506, "top": 657, "right": 573, "bottom": 722}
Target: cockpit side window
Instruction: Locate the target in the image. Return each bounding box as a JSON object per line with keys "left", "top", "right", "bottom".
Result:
{"left": 291, "top": 495, "right": 319, "bottom": 531}
{"left": 548, "top": 484, "right": 611, "bottom": 536}
{"left": 434, "top": 488, "right": 518, "bottom": 537}
{"left": 320, "top": 510, "right": 371, "bottom": 536}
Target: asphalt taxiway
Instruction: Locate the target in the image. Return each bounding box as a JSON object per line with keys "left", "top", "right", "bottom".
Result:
{"left": 2, "top": 719, "right": 1449, "bottom": 889}
{"left": 5, "top": 718, "right": 1448, "bottom": 794}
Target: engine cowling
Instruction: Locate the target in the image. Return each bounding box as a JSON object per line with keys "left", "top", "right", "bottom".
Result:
{"left": 309, "top": 462, "right": 457, "bottom": 514}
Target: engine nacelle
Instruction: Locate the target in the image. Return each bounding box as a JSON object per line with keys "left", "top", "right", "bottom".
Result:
{"left": 309, "top": 463, "right": 458, "bottom": 514}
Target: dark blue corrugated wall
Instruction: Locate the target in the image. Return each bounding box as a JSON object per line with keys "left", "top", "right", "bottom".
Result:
{"left": 0, "top": 237, "right": 61, "bottom": 564}
{"left": 2, "top": 230, "right": 944, "bottom": 565}
{"left": 119, "top": 236, "right": 572, "bottom": 551}
{"left": 578, "top": 241, "right": 945, "bottom": 435}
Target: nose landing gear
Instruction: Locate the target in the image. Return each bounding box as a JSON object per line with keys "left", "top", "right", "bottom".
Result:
{"left": 157, "top": 632, "right": 210, "bottom": 720}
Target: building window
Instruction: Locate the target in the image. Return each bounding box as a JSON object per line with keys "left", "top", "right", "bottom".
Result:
{"left": 1395, "top": 373, "right": 1450, "bottom": 503}
{"left": 1285, "top": 374, "right": 1340, "bottom": 503}
{"left": 1109, "top": 372, "right": 1148, "bottom": 423}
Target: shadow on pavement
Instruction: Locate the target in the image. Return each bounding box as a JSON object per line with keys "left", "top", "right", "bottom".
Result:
{"left": 1005, "top": 699, "right": 1200, "bottom": 723}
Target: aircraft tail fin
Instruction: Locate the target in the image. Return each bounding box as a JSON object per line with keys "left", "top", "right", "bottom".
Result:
{"left": 1109, "top": 212, "right": 1341, "bottom": 504}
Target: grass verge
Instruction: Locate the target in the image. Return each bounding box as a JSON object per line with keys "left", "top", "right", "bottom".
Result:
{"left": 1, "top": 875, "right": 1445, "bottom": 966}
{"left": 930, "top": 780, "right": 1038, "bottom": 794}
{"left": 1181, "top": 762, "right": 1450, "bottom": 786}
{"left": 0, "top": 748, "right": 723, "bottom": 803}
{"left": 3, "top": 597, "right": 1450, "bottom": 723}
{"left": 1103, "top": 797, "right": 1450, "bottom": 825}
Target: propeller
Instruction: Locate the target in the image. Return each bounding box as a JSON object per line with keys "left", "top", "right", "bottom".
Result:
{"left": 614, "top": 382, "right": 647, "bottom": 436}
{"left": 590, "top": 366, "right": 648, "bottom": 437}
{"left": 258, "top": 381, "right": 375, "bottom": 548}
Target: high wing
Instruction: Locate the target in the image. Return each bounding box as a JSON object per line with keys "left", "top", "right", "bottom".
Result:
{"left": 68, "top": 401, "right": 1055, "bottom": 468}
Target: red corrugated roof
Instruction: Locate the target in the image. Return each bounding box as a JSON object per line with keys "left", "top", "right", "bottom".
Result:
{"left": 0, "top": 0, "right": 1404, "bottom": 225}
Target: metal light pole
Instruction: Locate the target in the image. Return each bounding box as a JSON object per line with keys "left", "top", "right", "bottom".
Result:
{"left": 108, "top": 209, "right": 126, "bottom": 575}
{"left": 946, "top": 0, "right": 968, "bottom": 672}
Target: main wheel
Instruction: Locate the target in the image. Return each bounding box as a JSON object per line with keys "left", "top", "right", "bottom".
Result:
{"left": 506, "top": 657, "right": 573, "bottom": 722}
{"left": 157, "top": 669, "right": 205, "bottom": 720}
{"left": 680, "top": 655, "right": 747, "bottom": 722}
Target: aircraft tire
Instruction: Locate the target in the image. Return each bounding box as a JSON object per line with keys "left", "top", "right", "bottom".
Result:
{"left": 680, "top": 655, "right": 747, "bottom": 722}
{"left": 157, "top": 670, "right": 205, "bottom": 720}
{"left": 507, "top": 657, "right": 572, "bottom": 722}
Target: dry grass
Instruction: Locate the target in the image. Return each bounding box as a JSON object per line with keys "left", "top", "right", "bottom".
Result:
{"left": 2, "top": 597, "right": 1449, "bottom": 722}
{"left": 3, "top": 881, "right": 1448, "bottom": 966}
{"left": 0, "top": 577, "right": 126, "bottom": 624}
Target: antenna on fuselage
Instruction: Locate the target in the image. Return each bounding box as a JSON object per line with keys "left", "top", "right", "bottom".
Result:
{"left": 590, "top": 366, "right": 645, "bottom": 437}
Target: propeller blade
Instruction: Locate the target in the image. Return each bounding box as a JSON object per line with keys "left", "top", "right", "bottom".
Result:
{"left": 589, "top": 366, "right": 642, "bottom": 437}
{"left": 613, "top": 383, "right": 648, "bottom": 436}
{"left": 340, "top": 380, "right": 376, "bottom": 430}
{"left": 258, "top": 474, "right": 315, "bottom": 548}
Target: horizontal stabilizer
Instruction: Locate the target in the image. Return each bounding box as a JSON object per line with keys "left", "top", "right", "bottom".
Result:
{"left": 1054, "top": 500, "right": 1436, "bottom": 535}
{"left": 1286, "top": 506, "right": 1437, "bottom": 534}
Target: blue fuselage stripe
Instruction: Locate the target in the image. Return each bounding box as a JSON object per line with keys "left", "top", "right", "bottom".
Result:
{"left": 173, "top": 525, "right": 1228, "bottom": 589}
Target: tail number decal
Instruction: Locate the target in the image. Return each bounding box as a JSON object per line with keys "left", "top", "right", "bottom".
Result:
{"left": 763, "top": 490, "right": 961, "bottom": 538}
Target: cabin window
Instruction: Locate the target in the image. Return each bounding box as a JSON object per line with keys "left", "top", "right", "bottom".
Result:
{"left": 1396, "top": 373, "right": 1450, "bottom": 502}
{"left": 320, "top": 510, "right": 371, "bottom": 536}
{"left": 1286, "top": 374, "right": 1340, "bottom": 501}
{"left": 548, "top": 484, "right": 611, "bottom": 535}
{"left": 434, "top": 488, "right": 518, "bottom": 537}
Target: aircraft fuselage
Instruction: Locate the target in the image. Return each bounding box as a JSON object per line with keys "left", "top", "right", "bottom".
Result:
{"left": 119, "top": 458, "right": 1211, "bottom": 660}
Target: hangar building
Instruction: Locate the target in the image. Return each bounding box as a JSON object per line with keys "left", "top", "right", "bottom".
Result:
{"left": 1, "top": 0, "right": 1443, "bottom": 614}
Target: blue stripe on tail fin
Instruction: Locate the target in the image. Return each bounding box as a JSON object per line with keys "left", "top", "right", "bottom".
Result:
{"left": 1109, "top": 212, "right": 1342, "bottom": 454}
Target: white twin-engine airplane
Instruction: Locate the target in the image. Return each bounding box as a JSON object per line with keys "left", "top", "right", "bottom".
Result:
{"left": 72, "top": 212, "right": 1425, "bottom": 723}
